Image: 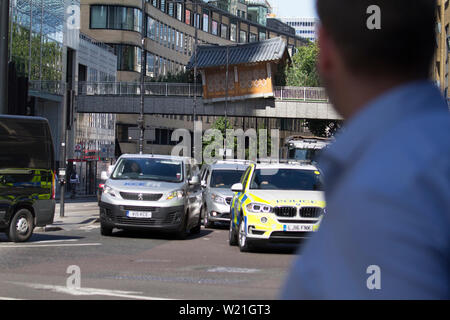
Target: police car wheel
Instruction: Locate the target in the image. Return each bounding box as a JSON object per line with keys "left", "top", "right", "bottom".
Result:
{"left": 238, "top": 219, "right": 252, "bottom": 252}
{"left": 229, "top": 219, "right": 238, "bottom": 246}
{"left": 8, "top": 209, "right": 34, "bottom": 243}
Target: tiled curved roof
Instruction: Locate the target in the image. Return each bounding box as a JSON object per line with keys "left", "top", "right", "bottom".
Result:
{"left": 187, "top": 37, "right": 288, "bottom": 69}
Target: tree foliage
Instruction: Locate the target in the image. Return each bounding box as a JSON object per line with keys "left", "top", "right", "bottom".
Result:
{"left": 285, "top": 42, "right": 320, "bottom": 87}
{"left": 305, "top": 119, "right": 343, "bottom": 138}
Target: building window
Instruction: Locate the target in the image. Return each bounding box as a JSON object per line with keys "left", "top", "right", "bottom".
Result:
{"left": 194, "top": 13, "right": 201, "bottom": 29}
{"left": 147, "top": 16, "right": 157, "bottom": 40}
{"left": 90, "top": 5, "right": 142, "bottom": 32}
{"left": 239, "top": 30, "right": 247, "bottom": 43}
{"left": 203, "top": 13, "right": 209, "bottom": 33}
{"left": 185, "top": 9, "right": 191, "bottom": 25}
{"left": 90, "top": 6, "right": 107, "bottom": 28}
{"left": 259, "top": 31, "right": 266, "bottom": 40}
{"left": 110, "top": 44, "right": 141, "bottom": 73}
{"left": 177, "top": 3, "right": 183, "bottom": 21}
{"left": 212, "top": 20, "right": 218, "bottom": 36}
{"left": 249, "top": 33, "right": 257, "bottom": 43}
{"left": 230, "top": 23, "right": 237, "bottom": 42}
{"left": 221, "top": 24, "right": 228, "bottom": 39}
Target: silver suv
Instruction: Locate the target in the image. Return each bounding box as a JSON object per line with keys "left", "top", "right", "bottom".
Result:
{"left": 99, "top": 154, "right": 202, "bottom": 239}
{"left": 200, "top": 160, "right": 250, "bottom": 228}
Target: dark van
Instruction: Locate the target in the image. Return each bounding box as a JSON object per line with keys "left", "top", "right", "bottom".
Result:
{"left": 0, "top": 115, "right": 56, "bottom": 242}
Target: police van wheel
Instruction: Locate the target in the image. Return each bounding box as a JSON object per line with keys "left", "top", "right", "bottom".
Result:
{"left": 8, "top": 209, "right": 34, "bottom": 243}
{"left": 190, "top": 212, "right": 202, "bottom": 235}
{"left": 175, "top": 212, "right": 189, "bottom": 240}
{"left": 100, "top": 222, "right": 113, "bottom": 236}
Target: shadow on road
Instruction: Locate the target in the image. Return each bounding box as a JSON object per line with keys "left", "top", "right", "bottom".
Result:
{"left": 0, "top": 232, "right": 85, "bottom": 243}
{"left": 107, "top": 228, "right": 214, "bottom": 241}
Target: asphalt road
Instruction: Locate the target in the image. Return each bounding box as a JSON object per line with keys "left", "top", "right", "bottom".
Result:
{"left": 0, "top": 203, "right": 304, "bottom": 300}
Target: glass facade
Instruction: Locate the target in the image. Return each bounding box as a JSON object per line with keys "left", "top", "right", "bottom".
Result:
{"left": 88, "top": 0, "right": 305, "bottom": 80}
{"left": 8, "top": 0, "right": 66, "bottom": 82}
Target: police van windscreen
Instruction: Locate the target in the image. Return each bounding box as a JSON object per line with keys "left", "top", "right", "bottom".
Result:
{"left": 111, "top": 158, "right": 184, "bottom": 183}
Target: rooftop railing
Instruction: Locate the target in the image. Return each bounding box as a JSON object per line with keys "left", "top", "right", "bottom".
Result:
{"left": 76, "top": 82, "right": 330, "bottom": 102}
{"left": 29, "top": 80, "right": 65, "bottom": 96}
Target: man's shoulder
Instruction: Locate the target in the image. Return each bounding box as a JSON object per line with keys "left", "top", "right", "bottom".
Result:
{"left": 344, "top": 109, "right": 449, "bottom": 195}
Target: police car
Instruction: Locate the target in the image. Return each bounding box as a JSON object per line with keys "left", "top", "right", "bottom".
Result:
{"left": 229, "top": 161, "right": 326, "bottom": 252}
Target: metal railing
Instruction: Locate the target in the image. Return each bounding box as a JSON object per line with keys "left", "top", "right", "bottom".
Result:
{"left": 274, "top": 86, "right": 329, "bottom": 102}
{"left": 29, "top": 80, "right": 65, "bottom": 96}
{"left": 77, "top": 81, "right": 203, "bottom": 97}
{"left": 76, "top": 81, "right": 330, "bottom": 102}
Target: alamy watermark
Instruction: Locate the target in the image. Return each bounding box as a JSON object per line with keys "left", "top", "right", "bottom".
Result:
{"left": 170, "top": 121, "right": 280, "bottom": 165}
{"left": 66, "top": 265, "right": 81, "bottom": 290}
{"left": 366, "top": 265, "right": 381, "bottom": 290}
{"left": 367, "top": 5, "right": 381, "bottom": 30}
{"left": 66, "top": 5, "right": 80, "bottom": 30}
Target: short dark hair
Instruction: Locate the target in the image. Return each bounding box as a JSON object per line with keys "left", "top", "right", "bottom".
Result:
{"left": 316, "top": 0, "right": 437, "bottom": 78}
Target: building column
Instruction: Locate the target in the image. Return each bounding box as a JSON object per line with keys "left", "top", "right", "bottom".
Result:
{"left": 0, "top": 0, "right": 9, "bottom": 114}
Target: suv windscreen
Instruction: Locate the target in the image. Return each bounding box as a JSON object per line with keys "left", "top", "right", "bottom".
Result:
{"left": 111, "top": 158, "right": 183, "bottom": 182}
{"left": 210, "top": 169, "right": 245, "bottom": 189}
{"left": 289, "top": 148, "right": 320, "bottom": 161}
{"left": 250, "top": 168, "right": 323, "bottom": 191}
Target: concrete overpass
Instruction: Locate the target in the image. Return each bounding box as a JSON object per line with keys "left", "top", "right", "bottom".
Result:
{"left": 75, "top": 82, "right": 342, "bottom": 120}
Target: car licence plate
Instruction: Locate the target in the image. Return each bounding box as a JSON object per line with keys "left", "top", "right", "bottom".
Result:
{"left": 286, "top": 224, "right": 314, "bottom": 232}
{"left": 127, "top": 211, "right": 152, "bottom": 218}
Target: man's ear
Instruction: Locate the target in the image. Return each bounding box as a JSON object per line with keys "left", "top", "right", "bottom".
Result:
{"left": 317, "top": 25, "right": 334, "bottom": 80}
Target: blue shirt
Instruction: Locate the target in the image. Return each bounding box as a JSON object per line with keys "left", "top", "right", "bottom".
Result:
{"left": 281, "top": 81, "right": 450, "bottom": 299}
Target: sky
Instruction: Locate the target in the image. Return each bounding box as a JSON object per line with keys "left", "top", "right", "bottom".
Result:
{"left": 270, "top": 0, "right": 318, "bottom": 18}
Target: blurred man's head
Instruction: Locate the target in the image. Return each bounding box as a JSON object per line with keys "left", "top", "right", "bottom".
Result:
{"left": 316, "top": 0, "right": 437, "bottom": 117}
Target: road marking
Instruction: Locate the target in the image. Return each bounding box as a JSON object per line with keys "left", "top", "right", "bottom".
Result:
{"left": 9, "top": 282, "right": 171, "bottom": 300}
{"left": 0, "top": 296, "right": 23, "bottom": 300}
{"left": 207, "top": 267, "right": 261, "bottom": 274}
{"left": 30, "top": 239, "right": 79, "bottom": 244}
{"left": 0, "top": 243, "right": 102, "bottom": 248}
{"left": 79, "top": 225, "right": 100, "bottom": 231}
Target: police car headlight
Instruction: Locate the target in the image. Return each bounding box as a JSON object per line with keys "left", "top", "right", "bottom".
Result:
{"left": 246, "top": 203, "right": 273, "bottom": 213}
{"left": 166, "top": 190, "right": 184, "bottom": 200}
{"left": 211, "top": 193, "right": 226, "bottom": 204}
{"left": 103, "top": 185, "right": 118, "bottom": 197}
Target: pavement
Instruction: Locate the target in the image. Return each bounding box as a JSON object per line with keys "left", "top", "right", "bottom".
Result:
{"left": 35, "top": 196, "right": 100, "bottom": 232}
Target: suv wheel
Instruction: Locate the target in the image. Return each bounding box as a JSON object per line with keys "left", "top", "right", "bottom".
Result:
{"left": 7, "top": 208, "right": 34, "bottom": 242}
{"left": 203, "top": 207, "right": 214, "bottom": 228}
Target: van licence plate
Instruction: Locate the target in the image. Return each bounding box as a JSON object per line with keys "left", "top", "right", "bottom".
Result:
{"left": 127, "top": 211, "right": 152, "bottom": 218}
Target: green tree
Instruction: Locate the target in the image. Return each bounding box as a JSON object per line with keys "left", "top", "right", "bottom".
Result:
{"left": 305, "top": 119, "right": 343, "bottom": 138}
{"left": 285, "top": 42, "right": 320, "bottom": 87}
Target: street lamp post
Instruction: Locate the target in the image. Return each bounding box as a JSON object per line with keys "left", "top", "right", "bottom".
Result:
{"left": 138, "top": 0, "right": 146, "bottom": 154}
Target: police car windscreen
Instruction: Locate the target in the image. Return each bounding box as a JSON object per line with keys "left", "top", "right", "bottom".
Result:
{"left": 250, "top": 169, "right": 323, "bottom": 191}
